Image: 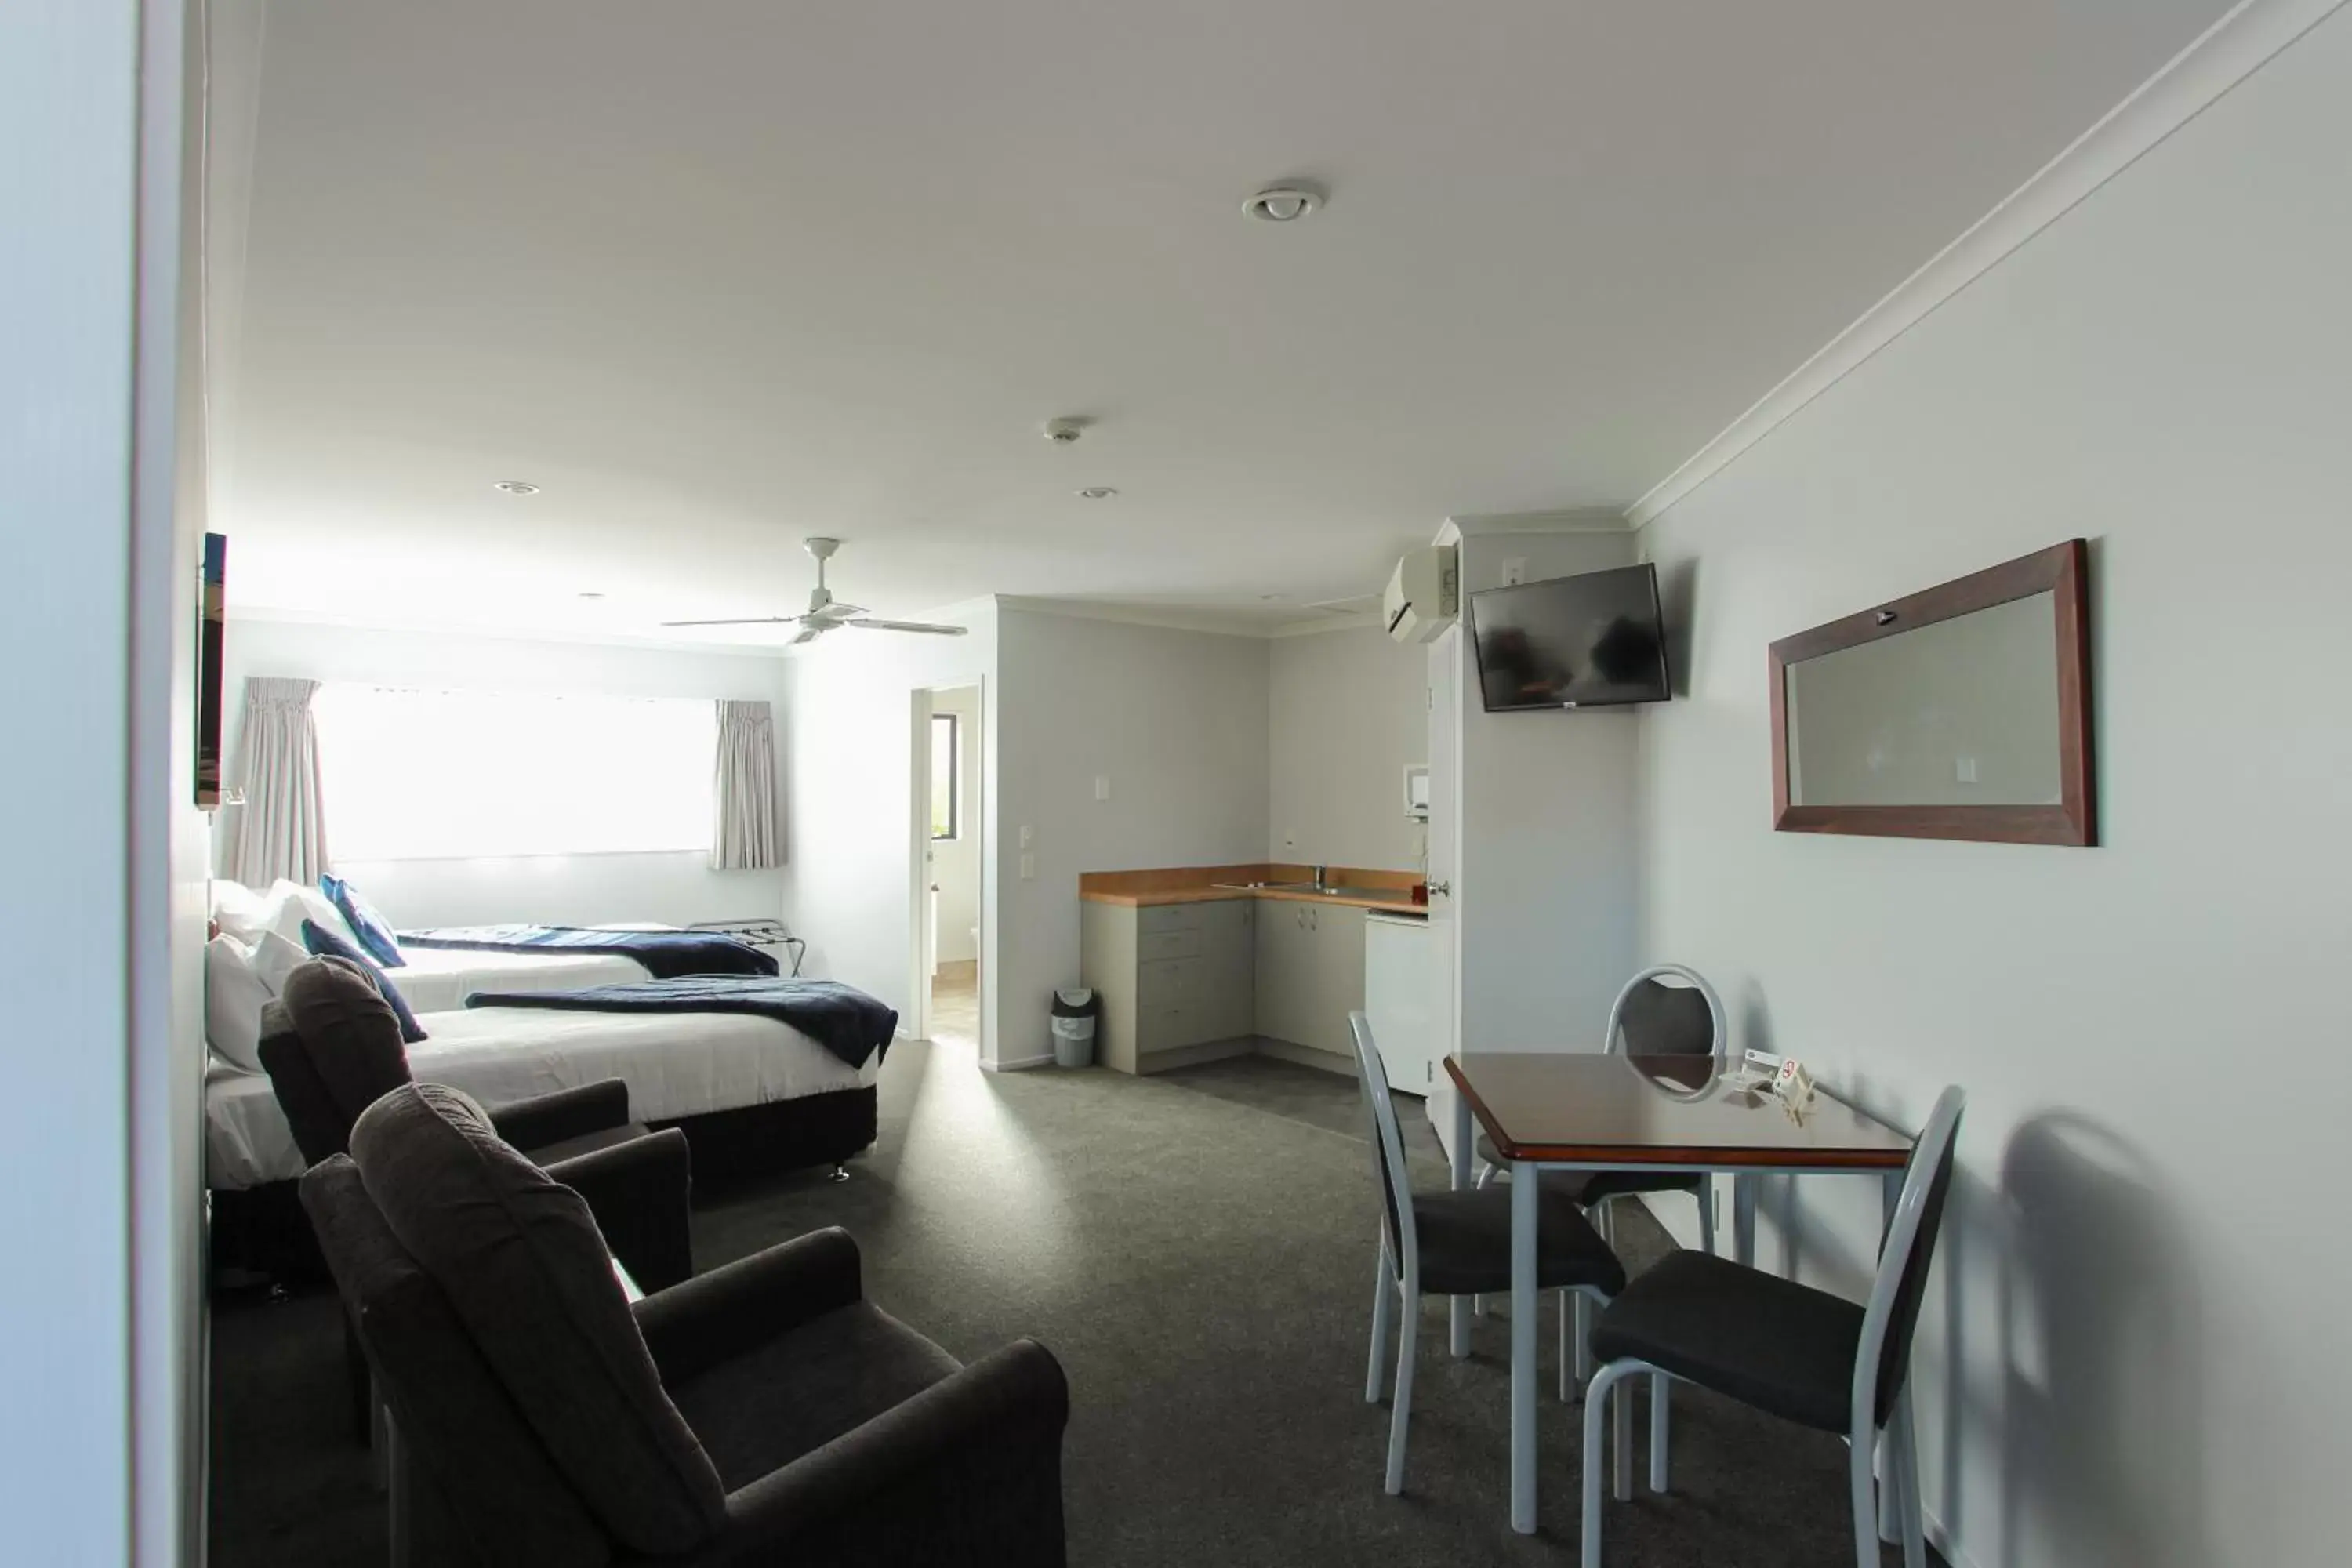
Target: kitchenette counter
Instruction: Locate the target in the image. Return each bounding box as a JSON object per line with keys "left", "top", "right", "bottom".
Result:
{"left": 1078, "top": 863, "right": 1427, "bottom": 916}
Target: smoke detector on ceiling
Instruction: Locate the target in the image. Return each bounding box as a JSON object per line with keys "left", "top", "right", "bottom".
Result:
{"left": 1243, "top": 183, "right": 1323, "bottom": 222}
{"left": 492, "top": 479, "right": 540, "bottom": 495}
{"left": 1043, "top": 417, "right": 1091, "bottom": 444}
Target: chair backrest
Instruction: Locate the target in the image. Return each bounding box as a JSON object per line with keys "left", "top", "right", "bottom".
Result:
{"left": 1853, "top": 1086, "right": 1966, "bottom": 1431}
{"left": 258, "top": 957, "right": 414, "bottom": 1162}
{"left": 1348, "top": 1012, "right": 1419, "bottom": 1284}
{"left": 1603, "top": 964, "right": 1726, "bottom": 1058}
{"left": 299, "top": 1156, "right": 614, "bottom": 1568}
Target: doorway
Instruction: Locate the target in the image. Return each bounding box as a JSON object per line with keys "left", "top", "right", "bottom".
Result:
{"left": 913, "top": 682, "right": 985, "bottom": 1051}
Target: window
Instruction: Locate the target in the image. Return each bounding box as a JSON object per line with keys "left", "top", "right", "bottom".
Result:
{"left": 313, "top": 684, "right": 717, "bottom": 860}
{"left": 930, "top": 712, "right": 960, "bottom": 840}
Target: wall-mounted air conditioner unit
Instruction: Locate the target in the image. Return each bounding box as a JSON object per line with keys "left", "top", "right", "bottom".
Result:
{"left": 1384, "top": 544, "right": 1458, "bottom": 644}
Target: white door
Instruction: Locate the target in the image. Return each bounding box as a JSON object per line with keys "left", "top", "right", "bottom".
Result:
{"left": 1423, "top": 628, "right": 1465, "bottom": 1156}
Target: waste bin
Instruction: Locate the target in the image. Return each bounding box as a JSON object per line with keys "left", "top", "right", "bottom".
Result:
{"left": 1050, "top": 988, "right": 1099, "bottom": 1068}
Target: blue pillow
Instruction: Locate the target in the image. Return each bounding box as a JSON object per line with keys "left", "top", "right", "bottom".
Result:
{"left": 320, "top": 873, "right": 405, "bottom": 967}
{"left": 301, "top": 919, "right": 427, "bottom": 1044}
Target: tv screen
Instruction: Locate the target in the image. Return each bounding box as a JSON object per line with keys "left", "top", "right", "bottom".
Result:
{"left": 1468, "top": 563, "right": 1670, "bottom": 711}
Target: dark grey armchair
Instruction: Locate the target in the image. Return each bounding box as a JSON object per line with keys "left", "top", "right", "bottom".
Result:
{"left": 302, "top": 1083, "right": 1069, "bottom": 1567}
{"left": 259, "top": 956, "right": 695, "bottom": 1291}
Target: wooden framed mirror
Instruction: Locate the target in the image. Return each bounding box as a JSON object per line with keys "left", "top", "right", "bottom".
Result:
{"left": 1769, "top": 539, "right": 2095, "bottom": 846}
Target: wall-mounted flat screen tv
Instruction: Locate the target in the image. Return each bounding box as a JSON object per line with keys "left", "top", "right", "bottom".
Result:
{"left": 1468, "top": 562, "right": 1671, "bottom": 711}
{"left": 196, "top": 532, "right": 225, "bottom": 807}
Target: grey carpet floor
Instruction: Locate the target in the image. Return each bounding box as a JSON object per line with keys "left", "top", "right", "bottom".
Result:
{"left": 209, "top": 1046, "right": 1940, "bottom": 1566}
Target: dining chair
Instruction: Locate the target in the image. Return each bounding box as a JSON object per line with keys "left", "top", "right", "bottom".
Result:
{"left": 1350, "top": 1012, "right": 1628, "bottom": 1495}
{"left": 1475, "top": 962, "right": 1726, "bottom": 1258}
{"left": 1577, "top": 1085, "right": 1965, "bottom": 1568}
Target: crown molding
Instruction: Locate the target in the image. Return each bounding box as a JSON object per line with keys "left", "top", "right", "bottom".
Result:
{"left": 1446, "top": 506, "right": 1630, "bottom": 537}
{"left": 994, "top": 594, "right": 1278, "bottom": 639}
{"left": 1625, "top": 0, "right": 2348, "bottom": 529}
{"left": 1265, "top": 609, "right": 1384, "bottom": 639}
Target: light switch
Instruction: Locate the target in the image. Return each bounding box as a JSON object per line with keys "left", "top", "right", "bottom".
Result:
{"left": 1019, "top": 852, "right": 1036, "bottom": 880}
{"left": 1955, "top": 756, "right": 1979, "bottom": 784}
{"left": 1019, "top": 825, "right": 1034, "bottom": 849}
{"left": 1094, "top": 775, "right": 1111, "bottom": 801}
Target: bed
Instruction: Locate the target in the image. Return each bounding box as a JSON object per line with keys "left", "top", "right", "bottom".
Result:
{"left": 376, "top": 946, "right": 652, "bottom": 1014}
{"left": 207, "top": 998, "right": 886, "bottom": 1279}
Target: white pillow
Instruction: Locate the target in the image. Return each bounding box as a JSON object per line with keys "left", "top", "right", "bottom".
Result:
{"left": 204, "top": 928, "right": 312, "bottom": 1073}
{"left": 258, "top": 878, "right": 358, "bottom": 951}
{"left": 204, "top": 935, "right": 273, "bottom": 1073}
{"left": 210, "top": 879, "right": 274, "bottom": 944}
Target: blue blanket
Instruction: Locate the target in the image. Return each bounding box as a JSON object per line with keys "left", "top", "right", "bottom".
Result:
{"left": 399, "top": 924, "right": 778, "bottom": 980}
{"left": 466, "top": 977, "right": 895, "bottom": 1069}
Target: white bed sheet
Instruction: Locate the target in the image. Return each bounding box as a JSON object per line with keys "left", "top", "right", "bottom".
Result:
{"left": 383, "top": 947, "right": 650, "bottom": 1013}
{"left": 206, "top": 1004, "right": 879, "bottom": 1189}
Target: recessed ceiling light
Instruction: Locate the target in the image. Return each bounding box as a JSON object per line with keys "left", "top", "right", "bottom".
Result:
{"left": 1076, "top": 486, "right": 1119, "bottom": 500}
{"left": 1243, "top": 184, "right": 1323, "bottom": 223}
{"left": 577, "top": 591, "right": 605, "bottom": 600}
{"left": 493, "top": 479, "right": 540, "bottom": 495}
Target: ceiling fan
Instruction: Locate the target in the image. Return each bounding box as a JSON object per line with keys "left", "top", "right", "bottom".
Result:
{"left": 663, "top": 537, "right": 967, "bottom": 644}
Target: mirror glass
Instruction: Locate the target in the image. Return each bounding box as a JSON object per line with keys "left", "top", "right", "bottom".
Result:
{"left": 1785, "top": 591, "right": 2060, "bottom": 808}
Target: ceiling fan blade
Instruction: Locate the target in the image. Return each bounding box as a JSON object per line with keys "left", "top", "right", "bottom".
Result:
{"left": 843, "top": 619, "right": 969, "bottom": 637}
{"left": 790, "top": 625, "right": 825, "bottom": 645}
{"left": 662, "top": 615, "right": 807, "bottom": 628}
{"left": 826, "top": 601, "right": 869, "bottom": 617}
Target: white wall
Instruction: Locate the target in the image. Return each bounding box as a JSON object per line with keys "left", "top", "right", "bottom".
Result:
{"left": 2, "top": 2, "right": 159, "bottom": 1559}
{"left": 1267, "top": 625, "right": 1427, "bottom": 873}
{"left": 218, "top": 618, "right": 791, "bottom": 928}
{"left": 928, "top": 684, "right": 982, "bottom": 965}
{"left": 781, "top": 606, "right": 997, "bottom": 1054}
{"left": 1450, "top": 530, "right": 1642, "bottom": 1051}
{"left": 994, "top": 608, "right": 1271, "bottom": 1064}
{"left": 1632, "top": 13, "right": 2352, "bottom": 1566}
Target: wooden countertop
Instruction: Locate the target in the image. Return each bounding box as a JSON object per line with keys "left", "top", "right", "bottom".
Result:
{"left": 1079, "top": 863, "right": 1428, "bottom": 916}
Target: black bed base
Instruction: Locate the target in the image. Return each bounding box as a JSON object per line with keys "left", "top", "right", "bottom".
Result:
{"left": 210, "top": 1084, "right": 879, "bottom": 1288}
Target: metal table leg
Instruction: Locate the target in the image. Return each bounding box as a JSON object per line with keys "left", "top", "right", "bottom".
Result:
{"left": 1450, "top": 1085, "right": 1473, "bottom": 1358}
{"left": 1511, "top": 1163, "right": 1539, "bottom": 1533}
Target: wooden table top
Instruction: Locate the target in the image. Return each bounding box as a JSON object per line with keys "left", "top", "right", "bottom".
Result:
{"left": 1445, "top": 1051, "right": 1914, "bottom": 1169}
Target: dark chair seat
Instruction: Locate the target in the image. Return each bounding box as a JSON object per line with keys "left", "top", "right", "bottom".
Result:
{"left": 1410, "top": 1186, "right": 1628, "bottom": 1298}
{"left": 669, "top": 1300, "right": 961, "bottom": 1490}
{"left": 1588, "top": 1249, "right": 1861, "bottom": 1432}
{"left": 1475, "top": 1133, "right": 1702, "bottom": 1202}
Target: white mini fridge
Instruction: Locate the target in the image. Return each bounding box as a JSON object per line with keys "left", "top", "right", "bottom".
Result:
{"left": 1363, "top": 912, "right": 1441, "bottom": 1097}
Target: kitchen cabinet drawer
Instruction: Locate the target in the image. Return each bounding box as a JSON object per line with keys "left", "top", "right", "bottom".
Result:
{"left": 1138, "top": 903, "right": 1205, "bottom": 935}
{"left": 1138, "top": 956, "right": 1203, "bottom": 1004}
{"left": 1138, "top": 927, "right": 1204, "bottom": 962}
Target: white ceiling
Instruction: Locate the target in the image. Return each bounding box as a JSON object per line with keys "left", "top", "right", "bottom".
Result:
{"left": 216, "top": 0, "right": 2230, "bottom": 643}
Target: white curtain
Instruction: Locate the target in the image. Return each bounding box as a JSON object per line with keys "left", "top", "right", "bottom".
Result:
{"left": 227, "top": 677, "right": 329, "bottom": 886}
{"left": 711, "top": 699, "right": 782, "bottom": 869}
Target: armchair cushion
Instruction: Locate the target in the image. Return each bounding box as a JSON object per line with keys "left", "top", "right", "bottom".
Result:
{"left": 350, "top": 1082, "right": 727, "bottom": 1555}
{"left": 668, "top": 1301, "right": 961, "bottom": 1490}
{"left": 635, "top": 1226, "right": 862, "bottom": 1385}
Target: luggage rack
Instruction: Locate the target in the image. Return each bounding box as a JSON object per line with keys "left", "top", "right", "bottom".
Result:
{"left": 691, "top": 918, "right": 806, "bottom": 977}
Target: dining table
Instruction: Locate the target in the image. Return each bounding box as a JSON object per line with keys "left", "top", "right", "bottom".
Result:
{"left": 1443, "top": 1051, "right": 1917, "bottom": 1535}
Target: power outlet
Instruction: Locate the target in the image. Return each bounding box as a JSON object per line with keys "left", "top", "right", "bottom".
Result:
{"left": 1019, "top": 852, "right": 1036, "bottom": 880}
{"left": 1094, "top": 775, "right": 1111, "bottom": 801}
{"left": 1502, "top": 557, "right": 1527, "bottom": 586}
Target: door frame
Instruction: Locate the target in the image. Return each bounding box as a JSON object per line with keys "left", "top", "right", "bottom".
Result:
{"left": 908, "top": 679, "right": 986, "bottom": 1048}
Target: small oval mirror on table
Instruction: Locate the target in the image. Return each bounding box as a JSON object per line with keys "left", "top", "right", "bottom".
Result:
{"left": 1768, "top": 538, "right": 2096, "bottom": 846}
